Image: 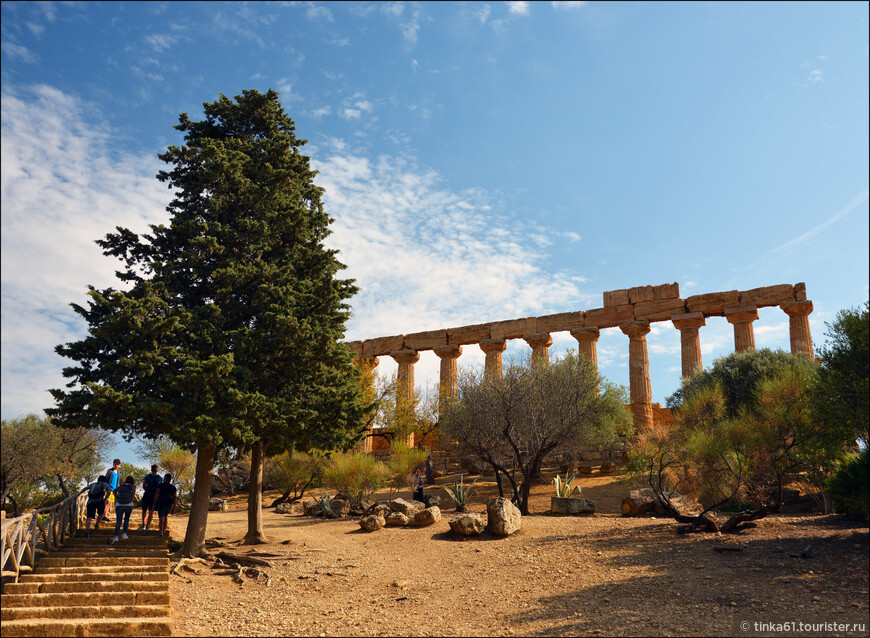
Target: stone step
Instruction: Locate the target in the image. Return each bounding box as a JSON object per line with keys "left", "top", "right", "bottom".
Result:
{"left": 0, "top": 617, "right": 172, "bottom": 637}
{"left": 5, "top": 580, "right": 168, "bottom": 595}
{"left": 21, "top": 565, "right": 161, "bottom": 576}
{"left": 65, "top": 537, "right": 168, "bottom": 547}
{"left": 37, "top": 557, "right": 168, "bottom": 568}
{"left": 54, "top": 550, "right": 168, "bottom": 559}
{"left": 1, "top": 590, "right": 170, "bottom": 608}
{"left": 20, "top": 571, "right": 169, "bottom": 584}
{"left": 1, "top": 604, "right": 170, "bottom": 621}
{"left": 75, "top": 529, "right": 164, "bottom": 537}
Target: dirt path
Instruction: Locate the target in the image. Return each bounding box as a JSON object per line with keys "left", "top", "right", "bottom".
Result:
{"left": 168, "top": 473, "right": 869, "bottom": 636}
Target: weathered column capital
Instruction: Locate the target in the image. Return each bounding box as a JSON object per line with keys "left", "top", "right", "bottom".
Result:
{"left": 780, "top": 300, "right": 814, "bottom": 318}
{"left": 570, "top": 326, "right": 600, "bottom": 343}
{"left": 523, "top": 333, "right": 553, "bottom": 349}
{"left": 724, "top": 305, "right": 759, "bottom": 325}
{"left": 479, "top": 338, "right": 507, "bottom": 354}
{"left": 356, "top": 356, "right": 380, "bottom": 370}
{"left": 620, "top": 320, "right": 651, "bottom": 340}
{"left": 390, "top": 349, "right": 420, "bottom": 365}
{"left": 671, "top": 312, "right": 706, "bottom": 331}
{"left": 433, "top": 344, "right": 463, "bottom": 360}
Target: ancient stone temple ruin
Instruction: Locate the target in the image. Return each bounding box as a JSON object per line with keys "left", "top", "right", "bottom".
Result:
{"left": 344, "top": 282, "right": 814, "bottom": 461}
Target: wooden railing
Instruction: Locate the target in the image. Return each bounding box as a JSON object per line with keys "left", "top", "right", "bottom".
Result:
{"left": 1, "top": 490, "right": 87, "bottom": 589}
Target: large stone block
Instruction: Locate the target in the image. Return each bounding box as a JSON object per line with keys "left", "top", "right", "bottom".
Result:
{"left": 739, "top": 284, "right": 794, "bottom": 308}
{"left": 364, "top": 335, "right": 405, "bottom": 357}
{"left": 551, "top": 497, "right": 596, "bottom": 515}
{"left": 603, "top": 289, "right": 630, "bottom": 307}
{"left": 536, "top": 311, "right": 584, "bottom": 334}
{"left": 491, "top": 317, "right": 536, "bottom": 340}
{"left": 486, "top": 497, "right": 521, "bottom": 536}
{"left": 633, "top": 298, "right": 686, "bottom": 322}
{"left": 629, "top": 283, "right": 680, "bottom": 304}
{"left": 685, "top": 290, "right": 739, "bottom": 316}
{"left": 585, "top": 305, "right": 634, "bottom": 328}
{"left": 403, "top": 329, "right": 447, "bottom": 351}
{"left": 344, "top": 341, "right": 363, "bottom": 357}
{"left": 447, "top": 323, "right": 492, "bottom": 345}
{"left": 794, "top": 282, "right": 807, "bottom": 301}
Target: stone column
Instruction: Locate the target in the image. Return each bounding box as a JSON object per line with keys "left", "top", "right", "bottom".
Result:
{"left": 725, "top": 305, "right": 759, "bottom": 352}
{"left": 524, "top": 333, "right": 553, "bottom": 367}
{"left": 780, "top": 300, "right": 814, "bottom": 359}
{"left": 671, "top": 312, "right": 706, "bottom": 378}
{"left": 390, "top": 349, "right": 420, "bottom": 446}
{"left": 433, "top": 344, "right": 462, "bottom": 418}
{"left": 354, "top": 356, "right": 379, "bottom": 452}
{"left": 620, "top": 321, "right": 653, "bottom": 431}
{"left": 479, "top": 338, "right": 507, "bottom": 382}
{"left": 570, "top": 326, "right": 600, "bottom": 395}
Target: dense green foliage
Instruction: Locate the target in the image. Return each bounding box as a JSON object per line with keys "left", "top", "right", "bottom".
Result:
{"left": 321, "top": 451, "right": 390, "bottom": 507}
{"left": 813, "top": 302, "right": 869, "bottom": 447}
{"left": 1, "top": 414, "right": 112, "bottom": 516}
{"left": 48, "top": 89, "right": 367, "bottom": 554}
{"left": 441, "top": 351, "right": 631, "bottom": 514}
{"left": 828, "top": 447, "right": 870, "bottom": 521}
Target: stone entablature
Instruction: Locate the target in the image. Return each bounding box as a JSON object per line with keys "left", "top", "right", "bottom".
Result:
{"left": 345, "top": 282, "right": 808, "bottom": 358}
{"left": 346, "top": 282, "right": 814, "bottom": 440}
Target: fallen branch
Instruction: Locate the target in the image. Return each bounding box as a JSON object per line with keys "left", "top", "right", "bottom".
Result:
{"left": 713, "top": 545, "right": 744, "bottom": 553}
{"left": 171, "top": 557, "right": 211, "bottom": 576}
{"left": 216, "top": 551, "right": 272, "bottom": 567}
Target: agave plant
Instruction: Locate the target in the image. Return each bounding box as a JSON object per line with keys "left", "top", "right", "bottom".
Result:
{"left": 317, "top": 489, "right": 334, "bottom": 517}
{"left": 553, "top": 471, "right": 581, "bottom": 498}
{"left": 443, "top": 474, "right": 478, "bottom": 512}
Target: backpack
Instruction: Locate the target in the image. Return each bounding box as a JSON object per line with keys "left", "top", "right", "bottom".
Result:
{"left": 144, "top": 474, "right": 161, "bottom": 491}
{"left": 88, "top": 482, "right": 105, "bottom": 500}
{"left": 116, "top": 483, "right": 134, "bottom": 505}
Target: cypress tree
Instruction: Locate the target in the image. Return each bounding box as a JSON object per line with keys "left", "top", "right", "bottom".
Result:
{"left": 49, "top": 89, "right": 366, "bottom": 556}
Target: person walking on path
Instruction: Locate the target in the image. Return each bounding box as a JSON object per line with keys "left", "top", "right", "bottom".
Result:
{"left": 412, "top": 468, "right": 425, "bottom": 502}
{"left": 138, "top": 464, "right": 161, "bottom": 531}
{"left": 78, "top": 475, "right": 112, "bottom": 538}
{"left": 153, "top": 473, "right": 177, "bottom": 538}
{"left": 111, "top": 476, "right": 136, "bottom": 544}
{"left": 103, "top": 459, "right": 121, "bottom": 522}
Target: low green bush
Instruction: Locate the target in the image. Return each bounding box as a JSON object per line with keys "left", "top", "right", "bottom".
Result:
{"left": 321, "top": 452, "right": 389, "bottom": 507}
{"left": 829, "top": 447, "right": 869, "bottom": 521}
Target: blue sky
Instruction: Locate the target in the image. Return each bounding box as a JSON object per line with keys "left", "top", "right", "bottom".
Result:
{"left": 2, "top": 1, "right": 868, "bottom": 467}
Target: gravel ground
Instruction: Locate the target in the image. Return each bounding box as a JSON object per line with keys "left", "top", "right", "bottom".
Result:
{"left": 168, "top": 474, "right": 870, "bottom": 637}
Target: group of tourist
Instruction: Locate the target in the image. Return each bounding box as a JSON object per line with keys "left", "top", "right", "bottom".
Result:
{"left": 79, "top": 459, "right": 177, "bottom": 543}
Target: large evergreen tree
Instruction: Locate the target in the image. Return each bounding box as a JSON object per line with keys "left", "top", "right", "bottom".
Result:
{"left": 49, "top": 89, "right": 366, "bottom": 556}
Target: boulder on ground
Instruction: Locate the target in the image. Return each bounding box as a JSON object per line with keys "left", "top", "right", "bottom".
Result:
{"left": 329, "top": 498, "right": 350, "bottom": 518}
{"left": 486, "top": 497, "right": 521, "bottom": 536}
{"left": 423, "top": 494, "right": 441, "bottom": 508}
{"left": 359, "top": 514, "right": 385, "bottom": 532}
{"left": 577, "top": 465, "right": 593, "bottom": 475}
{"left": 389, "top": 498, "right": 424, "bottom": 516}
{"left": 385, "top": 512, "right": 409, "bottom": 527}
{"left": 208, "top": 498, "right": 228, "bottom": 512}
{"left": 599, "top": 461, "right": 616, "bottom": 474}
{"left": 621, "top": 489, "right": 657, "bottom": 516}
{"left": 551, "top": 497, "right": 596, "bottom": 515}
{"left": 371, "top": 503, "right": 393, "bottom": 518}
{"left": 302, "top": 499, "right": 320, "bottom": 517}
{"left": 274, "top": 502, "right": 294, "bottom": 515}
{"left": 413, "top": 506, "right": 442, "bottom": 527}
{"left": 449, "top": 513, "right": 486, "bottom": 536}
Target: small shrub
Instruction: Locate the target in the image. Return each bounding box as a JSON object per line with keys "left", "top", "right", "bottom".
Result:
{"left": 553, "top": 471, "right": 581, "bottom": 498}
{"left": 321, "top": 452, "right": 389, "bottom": 507}
{"left": 829, "top": 447, "right": 869, "bottom": 521}
{"left": 385, "top": 441, "right": 429, "bottom": 498}
{"left": 265, "top": 451, "right": 323, "bottom": 504}
{"left": 443, "top": 475, "right": 477, "bottom": 512}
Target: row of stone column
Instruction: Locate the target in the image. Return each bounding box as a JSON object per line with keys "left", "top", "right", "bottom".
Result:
{"left": 355, "top": 300, "right": 815, "bottom": 440}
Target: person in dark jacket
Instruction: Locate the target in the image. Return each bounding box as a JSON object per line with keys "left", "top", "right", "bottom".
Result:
{"left": 152, "top": 473, "right": 177, "bottom": 539}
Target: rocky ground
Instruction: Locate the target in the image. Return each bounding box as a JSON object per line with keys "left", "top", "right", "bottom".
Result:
{"left": 167, "top": 472, "right": 869, "bottom": 637}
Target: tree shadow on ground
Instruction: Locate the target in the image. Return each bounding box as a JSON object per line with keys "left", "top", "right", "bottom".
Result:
{"left": 502, "top": 516, "right": 869, "bottom": 637}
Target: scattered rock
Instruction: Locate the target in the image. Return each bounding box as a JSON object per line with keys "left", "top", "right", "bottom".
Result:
{"left": 576, "top": 465, "right": 593, "bottom": 475}
{"left": 449, "top": 513, "right": 486, "bottom": 536}
{"left": 274, "top": 502, "right": 294, "bottom": 515}
{"left": 599, "top": 461, "right": 616, "bottom": 474}
{"left": 359, "top": 514, "right": 385, "bottom": 532}
{"left": 551, "top": 496, "right": 596, "bottom": 515}
{"left": 621, "top": 488, "right": 657, "bottom": 516}
{"left": 413, "top": 506, "right": 442, "bottom": 527}
{"left": 329, "top": 499, "right": 350, "bottom": 518}
{"left": 209, "top": 498, "right": 229, "bottom": 512}
{"left": 389, "top": 498, "right": 424, "bottom": 516}
{"left": 423, "top": 494, "right": 442, "bottom": 508}
{"left": 302, "top": 499, "right": 320, "bottom": 517}
{"left": 385, "top": 512, "right": 409, "bottom": 527}
{"left": 486, "top": 497, "right": 521, "bottom": 536}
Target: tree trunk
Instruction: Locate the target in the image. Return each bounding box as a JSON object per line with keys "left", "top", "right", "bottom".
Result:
{"left": 181, "top": 443, "right": 216, "bottom": 558}
{"left": 57, "top": 474, "right": 71, "bottom": 499}
{"left": 6, "top": 493, "right": 20, "bottom": 518}
{"left": 244, "top": 439, "right": 267, "bottom": 545}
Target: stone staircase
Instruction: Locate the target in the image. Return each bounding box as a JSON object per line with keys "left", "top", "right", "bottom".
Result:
{"left": 1, "top": 528, "right": 172, "bottom": 637}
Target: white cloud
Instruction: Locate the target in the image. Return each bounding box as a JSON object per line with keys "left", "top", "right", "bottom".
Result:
{"left": 1, "top": 42, "right": 39, "bottom": 64}
{"left": 144, "top": 33, "right": 176, "bottom": 52}
{"left": 807, "top": 69, "right": 823, "bottom": 84}
{"left": 507, "top": 1, "right": 530, "bottom": 15}
{"left": 307, "top": 4, "right": 333, "bottom": 21}
{"left": 325, "top": 36, "right": 350, "bottom": 47}
{"left": 473, "top": 4, "right": 492, "bottom": 23}
{"left": 354, "top": 100, "right": 373, "bottom": 112}
{"left": 1, "top": 85, "right": 172, "bottom": 418}
{"left": 380, "top": 3, "right": 405, "bottom": 18}
{"left": 27, "top": 22, "right": 45, "bottom": 38}
{"left": 551, "top": 1, "right": 587, "bottom": 8}
{"left": 342, "top": 108, "right": 361, "bottom": 119}
{"left": 310, "top": 106, "right": 332, "bottom": 118}
{"left": 563, "top": 231, "right": 581, "bottom": 242}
